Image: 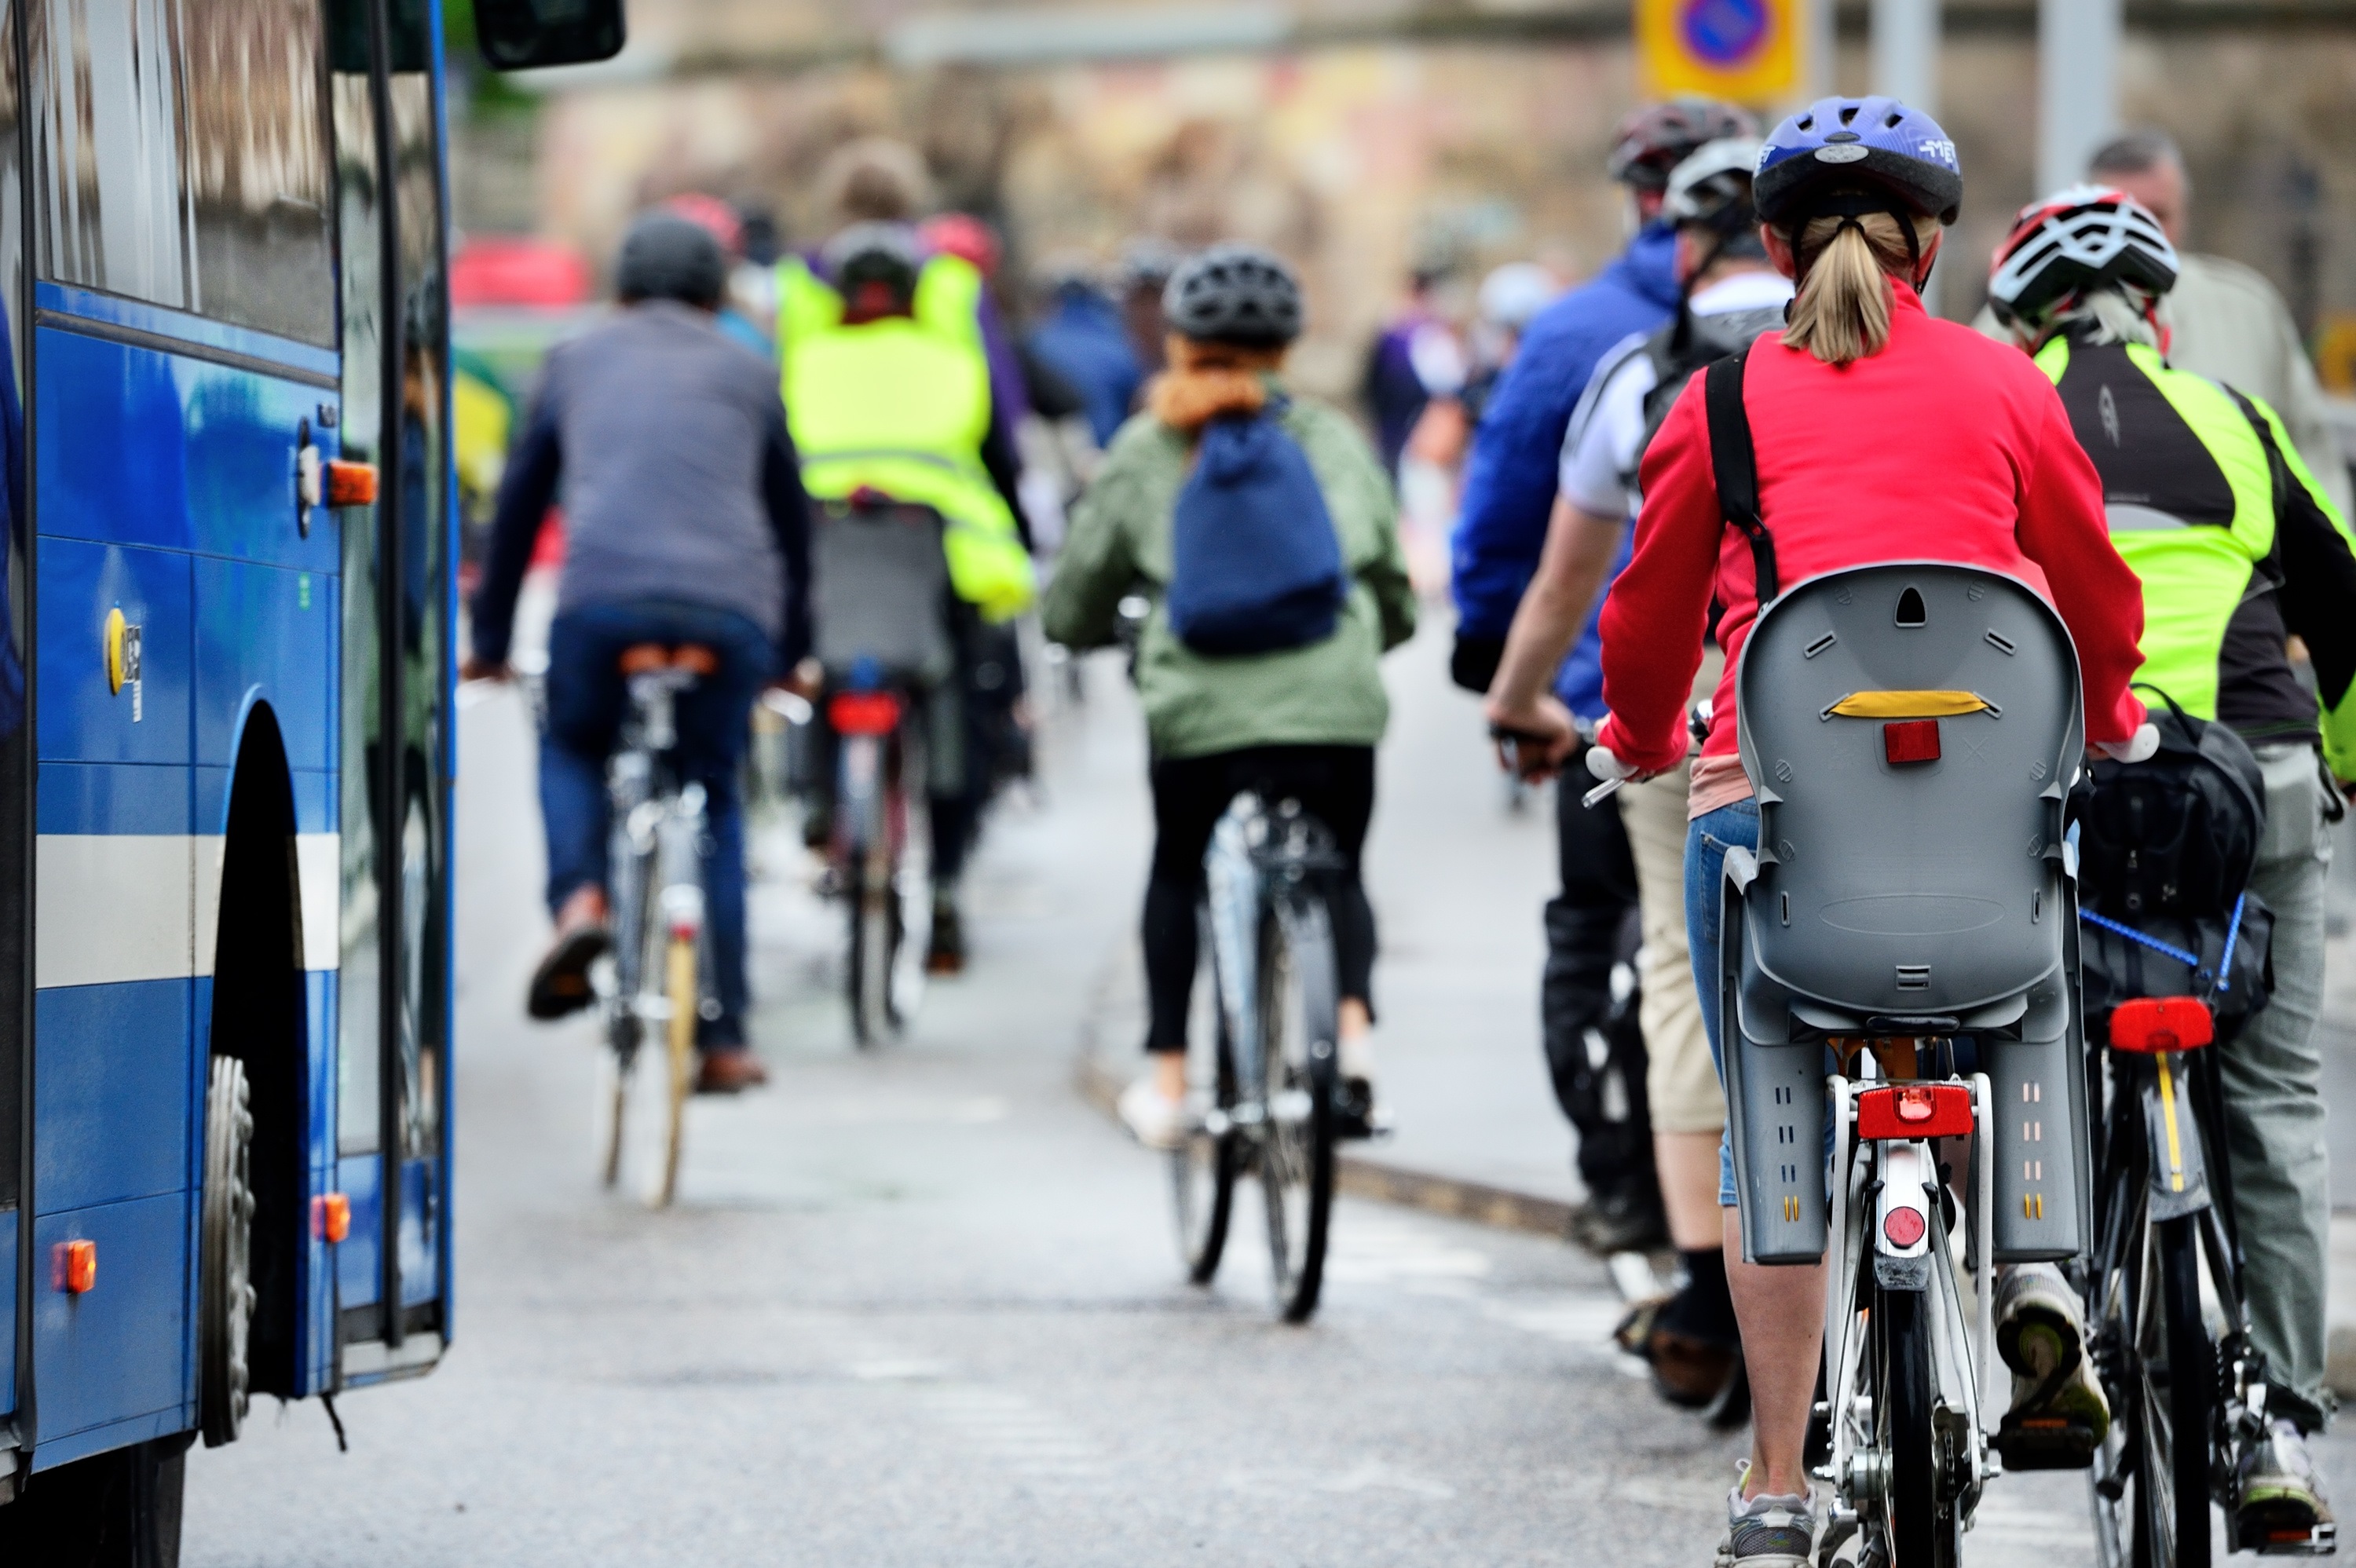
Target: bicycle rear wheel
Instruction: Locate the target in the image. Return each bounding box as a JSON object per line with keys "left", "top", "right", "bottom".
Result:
{"left": 646, "top": 930, "right": 698, "bottom": 1208}
{"left": 1258, "top": 897, "right": 1337, "bottom": 1324}
{"left": 598, "top": 857, "right": 655, "bottom": 1190}
{"left": 1173, "top": 960, "right": 1238, "bottom": 1282}
{"left": 2143, "top": 1215, "right": 2215, "bottom": 1568}
{"left": 1879, "top": 1287, "right": 1962, "bottom": 1566}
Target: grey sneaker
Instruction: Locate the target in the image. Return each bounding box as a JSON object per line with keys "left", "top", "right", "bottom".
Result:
{"left": 1992, "top": 1262, "right": 2108, "bottom": 1471}
{"left": 2235, "top": 1417, "right": 2338, "bottom": 1555}
{"left": 1715, "top": 1472, "right": 1816, "bottom": 1567}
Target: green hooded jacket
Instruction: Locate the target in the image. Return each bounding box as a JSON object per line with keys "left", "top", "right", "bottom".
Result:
{"left": 1043, "top": 389, "right": 1417, "bottom": 762}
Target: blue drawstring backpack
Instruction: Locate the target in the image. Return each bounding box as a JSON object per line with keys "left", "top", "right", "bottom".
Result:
{"left": 1165, "top": 400, "right": 1348, "bottom": 656}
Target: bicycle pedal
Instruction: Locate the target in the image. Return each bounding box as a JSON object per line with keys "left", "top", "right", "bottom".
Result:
{"left": 1990, "top": 1413, "right": 2099, "bottom": 1471}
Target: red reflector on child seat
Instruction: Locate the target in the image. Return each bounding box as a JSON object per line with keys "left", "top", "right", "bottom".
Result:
{"left": 1883, "top": 1205, "right": 1928, "bottom": 1248}
{"left": 1883, "top": 719, "right": 1941, "bottom": 765}
{"left": 2109, "top": 995, "right": 2215, "bottom": 1054}
{"left": 1857, "top": 1083, "right": 1974, "bottom": 1141}
{"left": 827, "top": 691, "right": 902, "bottom": 736}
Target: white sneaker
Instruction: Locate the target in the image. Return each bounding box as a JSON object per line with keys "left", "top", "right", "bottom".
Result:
{"left": 1118, "top": 1076, "right": 1189, "bottom": 1151}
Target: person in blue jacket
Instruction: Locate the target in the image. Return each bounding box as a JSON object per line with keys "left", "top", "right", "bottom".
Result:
{"left": 1026, "top": 263, "right": 1145, "bottom": 449}
{"left": 1448, "top": 97, "right": 1752, "bottom": 1256}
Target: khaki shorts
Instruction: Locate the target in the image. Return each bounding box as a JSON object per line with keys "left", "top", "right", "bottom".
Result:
{"left": 1621, "top": 762, "right": 1725, "bottom": 1135}
{"left": 1617, "top": 644, "right": 1726, "bottom": 1137}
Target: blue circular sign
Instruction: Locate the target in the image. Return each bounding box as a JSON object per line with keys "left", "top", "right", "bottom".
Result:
{"left": 1679, "top": 0, "right": 1770, "bottom": 66}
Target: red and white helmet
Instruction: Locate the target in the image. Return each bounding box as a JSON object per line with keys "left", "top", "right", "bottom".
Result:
{"left": 1988, "top": 185, "right": 2179, "bottom": 331}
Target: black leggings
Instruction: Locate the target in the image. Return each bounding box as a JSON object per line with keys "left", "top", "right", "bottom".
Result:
{"left": 1142, "top": 744, "right": 1377, "bottom": 1054}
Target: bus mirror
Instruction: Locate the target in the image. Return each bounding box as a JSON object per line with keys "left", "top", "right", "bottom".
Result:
{"left": 474, "top": 0, "right": 627, "bottom": 69}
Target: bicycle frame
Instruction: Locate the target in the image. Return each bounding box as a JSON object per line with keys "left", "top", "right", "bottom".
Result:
{"left": 1198, "top": 796, "right": 1339, "bottom": 1148}
{"left": 1816, "top": 1054, "right": 1996, "bottom": 1563}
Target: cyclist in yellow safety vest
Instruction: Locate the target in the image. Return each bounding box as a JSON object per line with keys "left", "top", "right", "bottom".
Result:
{"left": 776, "top": 219, "right": 1036, "bottom": 973}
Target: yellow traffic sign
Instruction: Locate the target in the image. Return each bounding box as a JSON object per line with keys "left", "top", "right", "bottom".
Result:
{"left": 1637, "top": 0, "right": 1805, "bottom": 105}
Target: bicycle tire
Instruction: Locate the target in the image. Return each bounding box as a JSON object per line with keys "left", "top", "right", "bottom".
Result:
{"left": 1260, "top": 897, "right": 1337, "bottom": 1325}
{"left": 1173, "top": 976, "right": 1239, "bottom": 1283}
{"left": 599, "top": 857, "right": 657, "bottom": 1190}
{"left": 2144, "top": 1214, "right": 2215, "bottom": 1568}
{"left": 1879, "top": 1287, "right": 1962, "bottom": 1566}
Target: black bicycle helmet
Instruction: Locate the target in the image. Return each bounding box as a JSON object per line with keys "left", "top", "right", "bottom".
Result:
{"left": 1161, "top": 243, "right": 1303, "bottom": 347}
{"left": 616, "top": 213, "right": 727, "bottom": 307}
{"left": 1753, "top": 95, "right": 1963, "bottom": 227}
{"left": 823, "top": 221, "right": 925, "bottom": 320}
{"left": 1608, "top": 97, "right": 1760, "bottom": 192}
{"left": 1987, "top": 185, "right": 2179, "bottom": 331}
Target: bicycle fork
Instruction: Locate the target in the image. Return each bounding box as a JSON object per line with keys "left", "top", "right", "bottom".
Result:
{"left": 1819, "top": 1071, "right": 1996, "bottom": 1560}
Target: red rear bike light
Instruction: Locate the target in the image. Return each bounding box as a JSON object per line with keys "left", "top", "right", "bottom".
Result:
{"left": 1883, "top": 719, "right": 1941, "bottom": 765}
{"left": 1882, "top": 1206, "right": 1928, "bottom": 1248}
{"left": 2109, "top": 995, "right": 2214, "bottom": 1054}
{"left": 1857, "top": 1083, "right": 1974, "bottom": 1141}
{"left": 828, "top": 691, "right": 902, "bottom": 736}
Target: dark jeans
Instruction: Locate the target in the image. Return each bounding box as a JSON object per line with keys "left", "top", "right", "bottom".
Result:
{"left": 1142, "top": 744, "right": 1377, "bottom": 1054}
{"left": 540, "top": 600, "right": 773, "bottom": 1042}
{"left": 1547, "top": 770, "right": 1655, "bottom": 1200}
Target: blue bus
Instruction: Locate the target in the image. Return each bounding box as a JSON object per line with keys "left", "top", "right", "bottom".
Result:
{"left": 0, "top": 0, "right": 620, "bottom": 1556}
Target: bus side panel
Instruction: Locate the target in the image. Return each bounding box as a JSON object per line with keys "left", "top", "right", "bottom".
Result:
{"left": 0, "top": 1210, "right": 14, "bottom": 1414}
{"left": 335, "top": 1152, "right": 379, "bottom": 1314}
{"left": 29, "top": 1192, "right": 192, "bottom": 1447}
{"left": 33, "top": 982, "right": 192, "bottom": 1216}
{"left": 307, "top": 969, "right": 338, "bottom": 1394}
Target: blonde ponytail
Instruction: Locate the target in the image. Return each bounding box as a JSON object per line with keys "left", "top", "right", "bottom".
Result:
{"left": 1778, "top": 210, "right": 1942, "bottom": 366}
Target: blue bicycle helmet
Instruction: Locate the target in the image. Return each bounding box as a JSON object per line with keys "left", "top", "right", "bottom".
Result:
{"left": 1753, "top": 96, "right": 1963, "bottom": 228}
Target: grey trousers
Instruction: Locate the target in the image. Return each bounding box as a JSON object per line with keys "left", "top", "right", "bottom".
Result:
{"left": 2222, "top": 740, "right": 2336, "bottom": 1420}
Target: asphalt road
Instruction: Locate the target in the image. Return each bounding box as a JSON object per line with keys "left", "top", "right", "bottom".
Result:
{"left": 175, "top": 631, "right": 2336, "bottom": 1566}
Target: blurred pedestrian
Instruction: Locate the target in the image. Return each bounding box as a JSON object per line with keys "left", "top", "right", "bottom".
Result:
{"left": 1026, "top": 258, "right": 1146, "bottom": 450}
{"left": 1117, "top": 236, "right": 1181, "bottom": 376}
{"left": 1360, "top": 257, "right": 1467, "bottom": 480}
{"left": 1447, "top": 97, "right": 1756, "bottom": 1262}
{"left": 661, "top": 192, "right": 773, "bottom": 357}
{"left": 465, "top": 213, "right": 812, "bottom": 1094}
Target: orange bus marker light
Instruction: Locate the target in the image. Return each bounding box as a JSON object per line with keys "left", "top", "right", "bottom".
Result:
{"left": 314, "top": 1192, "right": 352, "bottom": 1244}
{"left": 53, "top": 1239, "right": 97, "bottom": 1294}
{"left": 325, "top": 459, "right": 379, "bottom": 507}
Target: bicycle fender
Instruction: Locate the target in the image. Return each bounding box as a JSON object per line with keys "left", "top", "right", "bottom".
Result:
{"left": 2139, "top": 1053, "right": 2212, "bottom": 1221}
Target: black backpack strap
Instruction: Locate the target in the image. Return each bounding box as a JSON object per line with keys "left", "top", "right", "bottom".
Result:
{"left": 1703, "top": 347, "right": 1776, "bottom": 604}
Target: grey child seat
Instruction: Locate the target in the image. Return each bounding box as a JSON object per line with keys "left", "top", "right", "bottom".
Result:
{"left": 810, "top": 499, "right": 956, "bottom": 686}
{"left": 1721, "top": 563, "right": 2093, "bottom": 1265}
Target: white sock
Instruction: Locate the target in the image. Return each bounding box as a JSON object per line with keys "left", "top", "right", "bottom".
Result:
{"left": 1338, "top": 1031, "right": 1375, "bottom": 1084}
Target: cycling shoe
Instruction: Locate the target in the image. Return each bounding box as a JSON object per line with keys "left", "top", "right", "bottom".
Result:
{"left": 1715, "top": 1467, "right": 1816, "bottom": 1567}
{"left": 1118, "top": 1077, "right": 1189, "bottom": 1152}
{"left": 1992, "top": 1263, "right": 2107, "bottom": 1470}
{"left": 2234, "top": 1418, "right": 2339, "bottom": 1555}
{"left": 527, "top": 925, "right": 611, "bottom": 1020}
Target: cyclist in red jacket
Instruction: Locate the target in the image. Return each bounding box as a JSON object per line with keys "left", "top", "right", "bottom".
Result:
{"left": 1569, "top": 98, "right": 2150, "bottom": 1565}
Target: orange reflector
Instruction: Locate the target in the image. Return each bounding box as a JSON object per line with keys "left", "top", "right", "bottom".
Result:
{"left": 53, "top": 1239, "right": 97, "bottom": 1294}
{"left": 1882, "top": 1205, "right": 1927, "bottom": 1248}
{"left": 325, "top": 459, "right": 379, "bottom": 506}
{"left": 829, "top": 691, "right": 902, "bottom": 736}
{"left": 2109, "top": 995, "right": 2215, "bottom": 1054}
{"left": 314, "top": 1192, "right": 353, "bottom": 1244}
{"left": 1857, "top": 1083, "right": 1974, "bottom": 1141}
{"left": 1883, "top": 718, "right": 1941, "bottom": 765}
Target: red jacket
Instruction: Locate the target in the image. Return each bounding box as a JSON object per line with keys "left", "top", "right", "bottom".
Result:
{"left": 1595, "top": 285, "right": 2146, "bottom": 776}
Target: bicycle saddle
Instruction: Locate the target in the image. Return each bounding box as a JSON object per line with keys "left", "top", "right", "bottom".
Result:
{"left": 616, "top": 642, "right": 719, "bottom": 677}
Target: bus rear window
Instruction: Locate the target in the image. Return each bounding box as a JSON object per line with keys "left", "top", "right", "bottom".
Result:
{"left": 31, "top": 0, "right": 336, "bottom": 349}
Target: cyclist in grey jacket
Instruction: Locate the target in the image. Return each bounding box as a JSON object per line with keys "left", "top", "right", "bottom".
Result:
{"left": 466, "top": 213, "right": 812, "bottom": 1094}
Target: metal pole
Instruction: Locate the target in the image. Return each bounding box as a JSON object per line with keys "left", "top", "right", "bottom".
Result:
{"left": 1873, "top": 0, "right": 1942, "bottom": 312}
{"left": 1808, "top": 0, "right": 1838, "bottom": 99}
{"left": 2039, "top": 0, "right": 2121, "bottom": 195}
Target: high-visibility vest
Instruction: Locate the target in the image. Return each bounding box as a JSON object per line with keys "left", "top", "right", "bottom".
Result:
{"left": 777, "top": 253, "right": 1035, "bottom": 621}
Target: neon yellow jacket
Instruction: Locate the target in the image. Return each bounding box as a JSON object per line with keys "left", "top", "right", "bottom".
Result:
{"left": 777, "top": 254, "right": 1034, "bottom": 620}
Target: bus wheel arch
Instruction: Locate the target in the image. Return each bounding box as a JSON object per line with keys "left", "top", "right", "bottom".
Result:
{"left": 206, "top": 704, "right": 308, "bottom": 1430}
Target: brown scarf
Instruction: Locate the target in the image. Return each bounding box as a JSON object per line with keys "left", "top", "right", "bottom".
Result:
{"left": 1147, "top": 338, "right": 1286, "bottom": 433}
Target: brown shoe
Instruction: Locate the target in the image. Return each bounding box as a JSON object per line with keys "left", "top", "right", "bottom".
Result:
{"left": 694, "top": 1050, "right": 769, "bottom": 1095}
{"left": 1646, "top": 1325, "right": 1740, "bottom": 1409}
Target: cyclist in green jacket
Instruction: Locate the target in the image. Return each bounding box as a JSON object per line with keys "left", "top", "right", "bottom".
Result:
{"left": 1992, "top": 185, "right": 2356, "bottom": 1542}
{"left": 1042, "top": 246, "right": 1417, "bottom": 1150}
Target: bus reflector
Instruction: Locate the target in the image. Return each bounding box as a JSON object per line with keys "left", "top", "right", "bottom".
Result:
{"left": 325, "top": 460, "right": 379, "bottom": 507}
{"left": 1883, "top": 719, "right": 1941, "bottom": 765}
{"left": 315, "top": 1192, "right": 353, "bottom": 1244}
{"left": 1857, "top": 1083, "right": 1974, "bottom": 1141}
{"left": 2109, "top": 996, "right": 2214, "bottom": 1053}
{"left": 53, "top": 1239, "right": 96, "bottom": 1294}
{"left": 829, "top": 691, "right": 902, "bottom": 736}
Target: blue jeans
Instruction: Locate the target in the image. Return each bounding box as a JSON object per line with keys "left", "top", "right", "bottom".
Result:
{"left": 540, "top": 601, "right": 773, "bottom": 1044}
{"left": 1685, "top": 799, "right": 1760, "bottom": 1207}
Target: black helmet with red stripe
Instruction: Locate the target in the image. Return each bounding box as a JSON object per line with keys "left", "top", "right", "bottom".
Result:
{"left": 1609, "top": 97, "right": 1761, "bottom": 193}
{"left": 1987, "top": 185, "right": 2179, "bottom": 331}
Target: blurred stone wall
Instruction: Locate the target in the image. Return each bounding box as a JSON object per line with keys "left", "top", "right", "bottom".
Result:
{"left": 470, "top": 6, "right": 2356, "bottom": 400}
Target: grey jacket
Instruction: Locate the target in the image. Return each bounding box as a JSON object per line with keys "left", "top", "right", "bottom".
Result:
{"left": 473, "top": 300, "right": 812, "bottom": 664}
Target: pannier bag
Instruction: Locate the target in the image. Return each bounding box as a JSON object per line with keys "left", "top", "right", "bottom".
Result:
{"left": 1165, "top": 401, "right": 1347, "bottom": 656}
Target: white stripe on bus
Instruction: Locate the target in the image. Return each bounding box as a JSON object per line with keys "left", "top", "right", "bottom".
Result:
{"left": 38, "top": 833, "right": 342, "bottom": 989}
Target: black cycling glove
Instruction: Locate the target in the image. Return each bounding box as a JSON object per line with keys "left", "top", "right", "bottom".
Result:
{"left": 1450, "top": 634, "right": 1504, "bottom": 694}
